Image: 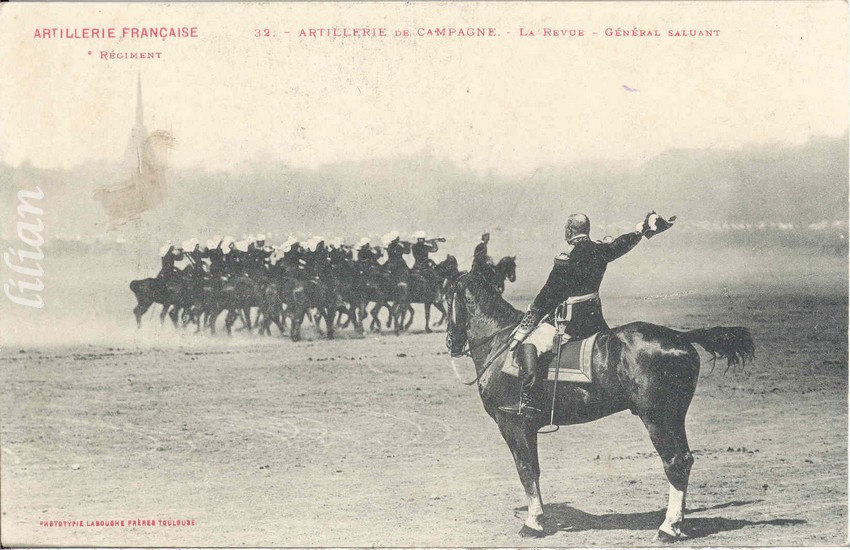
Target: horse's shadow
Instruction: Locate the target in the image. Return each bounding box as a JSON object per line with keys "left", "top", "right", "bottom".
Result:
{"left": 515, "top": 500, "right": 806, "bottom": 539}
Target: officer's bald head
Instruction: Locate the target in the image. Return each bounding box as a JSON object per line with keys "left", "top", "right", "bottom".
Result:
{"left": 565, "top": 213, "right": 590, "bottom": 240}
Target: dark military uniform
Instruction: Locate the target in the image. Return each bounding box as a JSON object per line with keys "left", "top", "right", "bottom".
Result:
{"left": 357, "top": 246, "right": 377, "bottom": 263}
{"left": 224, "top": 248, "right": 246, "bottom": 277}
{"left": 186, "top": 248, "right": 206, "bottom": 278}
{"left": 529, "top": 231, "right": 642, "bottom": 339}
{"left": 207, "top": 247, "right": 226, "bottom": 277}
{"left": 501, "top": 212, "right": 675, "bottom": 419}
{"left": 357, "top": 246, "right": 380, "bottom": 274}
{"left": 308, "top": 243, "right": 331, "bottom": 280}
{"left": 472, "top": 238, "right": 498, "bottom": 286}
{"left": 246, "top": 244, "right": 272, "bottom": 275}
{"left": 384, "top": 240, "right": 410, "bottom": 276}
{"left": 412, "top": 240, "right": 438, "bottom": 269}
{"left": 283, "top": 246, "right": 307, "bottom": 279}
{"left": 473, "top": 240, "right": 489, "bottom": 271}
{"left": 328, "top": 246, "right": 348, "bottom": 266}
{"left": 157, "top": 247, "right": 181, "bottom": 280}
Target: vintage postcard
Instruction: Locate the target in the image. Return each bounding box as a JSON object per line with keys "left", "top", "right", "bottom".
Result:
{"left": 0, "top": 1, "right": 847, "bottom": 547}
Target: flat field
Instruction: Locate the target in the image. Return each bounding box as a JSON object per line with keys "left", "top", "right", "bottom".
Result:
{"left": 1, "top": 250, "right": 846, "bottom": 546}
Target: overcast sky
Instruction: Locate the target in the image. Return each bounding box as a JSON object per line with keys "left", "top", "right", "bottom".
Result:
{"left": 0, "top": 2, "right": 847, "bottom": 175}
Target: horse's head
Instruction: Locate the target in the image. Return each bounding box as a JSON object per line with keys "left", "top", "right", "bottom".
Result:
{"left": 436, "top": 254, "right": 461, "bottom": 282}
{"left": 497, "top": 256, "right": 517, "bottom": 283}
{"left": 445, "top": 274, "right": 470, "bottom": 357}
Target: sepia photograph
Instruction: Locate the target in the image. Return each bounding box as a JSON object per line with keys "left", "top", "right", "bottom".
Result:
{"left": 0, "top": 2, "right": 847, "bottom": 547}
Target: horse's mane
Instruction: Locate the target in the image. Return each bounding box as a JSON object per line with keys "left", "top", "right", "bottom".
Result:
{"left": 496, "top": 255, "right": 516, "bottom": 269}
{"left": 461, "top": 271, "right": 523, "bottom": 325}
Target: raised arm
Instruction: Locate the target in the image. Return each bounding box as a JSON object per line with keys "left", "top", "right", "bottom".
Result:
{"left": 600, "top": 231, "right": 642, "bottom": 262}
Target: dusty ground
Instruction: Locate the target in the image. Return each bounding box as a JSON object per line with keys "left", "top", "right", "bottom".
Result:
{"left": 1, "top": 282, "right": 847, "bottom": 546}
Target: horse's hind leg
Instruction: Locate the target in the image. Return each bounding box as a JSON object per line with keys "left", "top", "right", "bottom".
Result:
{"left": 369, "top": 303, "right": 381, "bottom": 331}
{"left": 641, "top": 414, "right": 694, "bottom": 541}
{"left": 497, "top": 421, "right": 545, "bottom": 537}
{"left": 133, "top": 300, "right": 153, "bottom": 328}
{"left": 168, "top": 306, "right": 180, "bottom": 328}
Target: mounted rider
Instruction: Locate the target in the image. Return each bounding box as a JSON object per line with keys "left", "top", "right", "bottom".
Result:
{"left": 206, "top": 236, "right": 226, "bottom": 278}
{"left": 182, "top": 238, "right": 206, "bottom": 278}
{"left": 356, "top": 237, "right": 381, "bottom": 274}
{"left": 472, "top": 232, "right": 498, "bottom": 286}
{"left": 223, "top": 238, "right": 247, "bottom": 278}
{"left": 245, "top": 234, "right": 273, "bottom": 276}
{"left": 157, "top": 241, "right": 182, "bottom": 280}
{"left": 499, "top": 212, "right": 676, "bottom": 418}
{"left": 411, "top": 231, "right": 443, "bottom": 269}
{"left": 328, "top": 237, "right": 348, "bottom": 266}
{"left": 382, "top": 231, "right": 410, "bottom": 278}
{"left": 281, "top": 236, "right": 307, "bottom": 279}
{"left": 252, "top": 233, "right": 274, "bottom": 262}
{"left": 305, "top": 237, "right": 332, "bottom": 281}
{"left": 411, "top": 230, "right": 445, "bottom": 286}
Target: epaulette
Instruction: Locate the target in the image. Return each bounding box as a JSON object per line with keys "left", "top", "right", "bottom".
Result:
{"left": 553, "top": 252, "right": 570, "bottom": 266}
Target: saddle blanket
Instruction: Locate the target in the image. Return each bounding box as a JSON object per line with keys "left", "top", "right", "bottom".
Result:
{"left": 502, "top": 332, "right": 597, "bottom": 384}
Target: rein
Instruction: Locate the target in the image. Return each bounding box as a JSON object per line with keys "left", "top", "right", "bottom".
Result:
{"left": 452, "top": 325, "right": 517, "bottom": 386}
{"left": 446, "top": 276, "right": 518, "bottom": 387}
{"left": 451, "top": 323, "right": 515, "bottom": 358}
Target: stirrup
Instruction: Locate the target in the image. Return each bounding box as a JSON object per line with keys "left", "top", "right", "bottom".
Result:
{"left": 499, "top": 402, "right": 542, "bottom": 418}
{"left": 498, "top": 403, "right": 523, "bottom": 415}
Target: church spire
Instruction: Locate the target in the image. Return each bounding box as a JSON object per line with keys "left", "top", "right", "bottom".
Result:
{"left": 124, "top": 73, "right": 148, "bottom": 175}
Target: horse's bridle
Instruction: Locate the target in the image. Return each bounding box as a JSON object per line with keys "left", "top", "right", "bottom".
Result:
{"left": 446, "top": 275, "right": 517, "bottom": 386}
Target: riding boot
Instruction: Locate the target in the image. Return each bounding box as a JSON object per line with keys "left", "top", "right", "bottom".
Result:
{"left": 499, "top": 344, "right": 543, "bottom": 418}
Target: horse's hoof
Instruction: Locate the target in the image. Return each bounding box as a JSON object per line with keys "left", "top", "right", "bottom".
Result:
{"left": 653, "top": 529, "right": 682, "bottom": 543}
{"left": 425, "top": 327, "right": 433, "bottom": 334}
{"left": 519, "top": 524, "right": 545, "bottom": 538}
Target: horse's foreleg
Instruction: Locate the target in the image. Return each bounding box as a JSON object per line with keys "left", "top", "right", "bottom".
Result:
{"left": 498, "top": 422, "right": 545, "bottom": 537}
{"left": 642, "top": 416, "right": 693, "bottom": 541}
{"left": 337, "top": 306, "right": 350, "bottom": 328}
{"left": 351, "top": 303, "right": 364, "bottom": 335}
{"left": 225, "top": 309, "right": 238, "bottom": 336}
{"left": 392, "top": 302, "right": 406, "bottom": 335}
{"left": 244, "top": 307, "right": 253, "bottom": 332}
{"left": 369, "top": 303, "right": 381, "bottom": 331}
{"left": 208, "top": 309, "right": 220, "bottom": 335}
{"left": 423, "top": 303, "right": 432, "bottom": 333}
{"left": 325, "top": 307, "right": 336, "bottom": 339}
{"left": 290, "top": 309, "right": 305, "bottom": 342}
{"left": 404, "top": 304, "right": 415, "bottom": 331}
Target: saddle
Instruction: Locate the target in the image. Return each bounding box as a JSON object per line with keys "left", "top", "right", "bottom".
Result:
{"left": 502, "top": 332, "right": 598, "bottom": 384}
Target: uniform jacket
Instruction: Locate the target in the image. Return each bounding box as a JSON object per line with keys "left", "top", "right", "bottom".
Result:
{"left": 530, "top": 231, "right": 642, "bottom": 337}
{"left": 473, "top": 241, "right": 488, "bottom": 267}
{"left": 412, "top": 241, "right": 437, "bottom": 266}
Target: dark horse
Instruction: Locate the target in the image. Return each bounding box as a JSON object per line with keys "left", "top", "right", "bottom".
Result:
{"left": 445, "top": 271, "right": 754, "bottom": 541}
{"left": 473, "top": 255, "right": 517, "bottom": 294}
{"left": 493, "top": 255, "right": 517, "bottom": 293}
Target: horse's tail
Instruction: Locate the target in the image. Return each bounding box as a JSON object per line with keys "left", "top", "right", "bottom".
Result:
{"left": 677, "top": 326, "right": 755, "bottom": 368}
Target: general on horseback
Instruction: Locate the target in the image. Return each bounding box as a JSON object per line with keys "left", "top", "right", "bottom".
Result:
{"left": 444, "top": 210, "right": 754, "bottom": 541}
{"left": 500, "top": 212, "right": 674, "bottom": 417}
